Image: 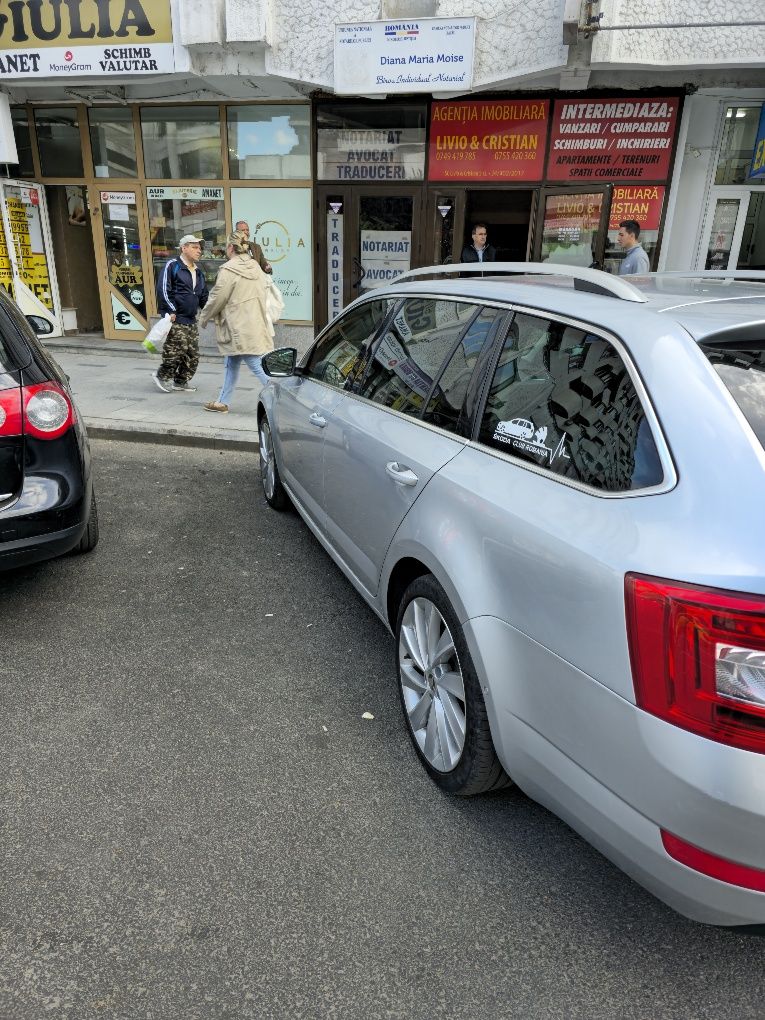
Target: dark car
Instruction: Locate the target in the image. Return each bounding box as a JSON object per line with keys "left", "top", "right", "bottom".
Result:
{"left": 0, "top": 294, "right": 98, "bottom": 571}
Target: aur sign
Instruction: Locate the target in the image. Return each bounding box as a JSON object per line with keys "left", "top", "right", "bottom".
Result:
{"left": 0, "top": 0, "right": 174, "bottom": 77}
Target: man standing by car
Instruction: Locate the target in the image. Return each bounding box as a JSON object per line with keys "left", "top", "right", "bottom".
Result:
{"left": 152, "top": 235, "right": 209, "bottom": 393}
{"left": 460, "top": 223, "right": 496, "bottom": 276}
{"left": 234, "top": 220, "right": 273, "bottom": 275}
{"left": 617, "top": 219, "right": 651, "bottom": 275}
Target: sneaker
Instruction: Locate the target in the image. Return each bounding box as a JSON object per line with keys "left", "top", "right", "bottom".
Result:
{"left": 203, "top": 401, "right": 229, "bottom": 413}
{"left": 152, "top": 371, "right": 172, "bottom": 393}
{"left": 172, "top": 381, "right": 197, "bottom": 392}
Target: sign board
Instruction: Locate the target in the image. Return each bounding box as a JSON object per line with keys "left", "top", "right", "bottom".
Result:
{"left": 546, "top": 96, "right": 680, "bottom": 182}
{"left": 608, "top": 185, "right": 665, "bottom": 231}
{"left": 327, "top": 208, "right": 343, "bottom": 321}
{"left": 100, "top": 191, "right": 136, "bottom": 205}
{"left": 335, "top": 18, "right": 475, "bottom": 95}
{"left": 428, "top": 100, "right": 549, "bottom": 181}
{"left": 359, "top": 230, "right": 411, "bottom": 291}
{"left": 231, "top": 188, "right": 312, "bottom": 322}
{"left": 0, "top": 0, "right": 174, "bottom": 78}
{"left": 317, "top": 128, "right": 425, "bottom": 181}
{"left": 147, "top": 187, "right": 224, "bottom": 201}
{"left": 749, "top": 104, "right": 765, "bottom": 180}
{"left": 5, "top": 186, "right": 54, "bottom": 309}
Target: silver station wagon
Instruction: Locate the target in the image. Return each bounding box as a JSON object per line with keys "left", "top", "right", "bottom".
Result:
{"left": 257, "top": 265, "right": 765, "bottom": 927}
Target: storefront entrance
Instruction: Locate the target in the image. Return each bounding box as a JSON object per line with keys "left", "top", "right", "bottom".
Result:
{"left": 699, "top": 186, "right": 765, "bottom": 270}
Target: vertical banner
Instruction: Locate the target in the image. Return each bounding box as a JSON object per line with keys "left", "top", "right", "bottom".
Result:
{"left": 327, "top": 206, "right": 344, "bottom": 321}
{"left": 5, "top": 186, "right": 53, "bottom": 310}
{"left": 231, "top": 188, "right": 313, "bottom": 321}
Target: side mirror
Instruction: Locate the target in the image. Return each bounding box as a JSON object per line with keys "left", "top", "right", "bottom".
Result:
{"left": 26, "top": 315, "right": 54, "bottom": 336}
{"left": 262, "top": 347, "right": 297, "bottom": 378}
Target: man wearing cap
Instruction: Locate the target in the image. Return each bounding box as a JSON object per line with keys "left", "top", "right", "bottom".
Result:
{"left": 152, "top": 234, "right": 209, "bottom": 393}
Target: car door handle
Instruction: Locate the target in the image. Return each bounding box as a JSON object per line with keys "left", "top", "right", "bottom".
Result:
{"left": 309, "top": 412, "right": 327, "bottom": 428}
{"left": 385, "top": 462, "right": 419, "bottom": 487}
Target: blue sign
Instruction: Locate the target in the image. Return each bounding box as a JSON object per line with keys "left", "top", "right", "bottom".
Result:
{"left": 749, "top": 104, "right": 765, "bottom": 179}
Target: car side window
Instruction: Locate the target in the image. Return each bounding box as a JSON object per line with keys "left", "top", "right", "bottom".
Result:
{"left": 421, "top": 307, "right": 502, "bottom": 435}
{"left": 477, "top": 311, "right": 663, "bottom": 492}
{"left": 303, "top": 299, "right": 392, "bottom": 390}
{"left": 359, "top": 298, "right": 477, "bottom": 417}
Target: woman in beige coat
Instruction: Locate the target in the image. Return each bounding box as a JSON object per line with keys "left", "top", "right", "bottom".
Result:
{"left": 199, "top": 231, "right": 274, "bottom": 412}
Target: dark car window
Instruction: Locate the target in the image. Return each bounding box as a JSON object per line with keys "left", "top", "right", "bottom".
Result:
{"left": 359, "top": 298, "right": 477, "bottom": 418}
{"left": 421, "top": 307, "right": 502, "bottom": 435}
{"left": 303, "top": 298, "right": 393, "bottom": 389}
{"left": 702, "top": 341, "right": 765, "bottom": 452}
{"left": 477, "top": 311, "right": 663, "bottom": 492}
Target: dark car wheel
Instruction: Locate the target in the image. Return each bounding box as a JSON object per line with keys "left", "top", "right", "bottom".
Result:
{"left": 395, "top": 574, "right": 510, "bottom": 796}
{"left": 75, "top": 491, "right": 99, "bottom": 554}
{"left": 259, "top": 415, "right": 289, "bottom": 510}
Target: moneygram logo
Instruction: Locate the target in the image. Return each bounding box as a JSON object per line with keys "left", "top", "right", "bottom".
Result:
{"left": 64, "top": 49, "right": 72, "bottom": 60}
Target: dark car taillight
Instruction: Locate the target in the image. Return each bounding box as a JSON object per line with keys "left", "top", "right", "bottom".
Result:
{"left": 0, "top": 387, "right": 23, "bottom": 436}
{"left": 22, "top": 382, "right": 76, "bottom": 440}
{"left": 626, "top": 573, "right": 765, "bottom": 755}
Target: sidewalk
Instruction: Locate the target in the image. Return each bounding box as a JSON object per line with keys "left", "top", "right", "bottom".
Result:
{"left": 46, "top": 337, "right": 263, "bottom": 451}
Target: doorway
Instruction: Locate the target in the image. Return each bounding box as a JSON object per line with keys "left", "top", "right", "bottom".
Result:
{"left": 463, "top": 190, "right": 535, "bottom": 262}
{"left": 46, "top": 185, "right": 102, "bottom": 334}
{"left": 698, "top": 186, "right": 765, "bottom": 270}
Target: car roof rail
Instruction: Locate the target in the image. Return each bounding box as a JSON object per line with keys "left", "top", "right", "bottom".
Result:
{"left": 656, "top": 270, "right": 765, "bottom": 283}
{"left": 391, "top": 262, "right": 649, "bottom": 303}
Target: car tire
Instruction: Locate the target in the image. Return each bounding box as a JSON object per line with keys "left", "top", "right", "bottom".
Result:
{"left": 259, "top": 414, "right": 289, "bottom": 510}
{"left": 75, "top": 491, "right": 99, "bottom": 554}
{"left": 395, "top": 574, "right": 510, "bottom": 796}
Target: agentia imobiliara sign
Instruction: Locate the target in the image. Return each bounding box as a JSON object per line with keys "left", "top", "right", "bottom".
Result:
{"left": 0, "top": 0, "right": 174, "bottom": 77}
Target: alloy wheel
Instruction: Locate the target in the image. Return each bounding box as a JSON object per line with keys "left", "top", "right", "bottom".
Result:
{"left": 399, "top": 597, "right": 466, "bottom": 772}
{"left": 259, "top": 420, "right": 276, "bottom": 501}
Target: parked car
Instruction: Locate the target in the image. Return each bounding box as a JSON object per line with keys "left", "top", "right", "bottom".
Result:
{"left": 0, "top": 296, "right": 98, "bottom": 571}
{"left": 257, "top": 264, "right": 765, "bottom": 926}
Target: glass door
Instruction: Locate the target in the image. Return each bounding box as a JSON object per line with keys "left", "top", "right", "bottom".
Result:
{"left": 93, "top": 186, "right": 152, "bottom": 340}
{"left": 0, "top": 180, "right": 62, "bottom": 334}
{"left": 315, "top": 185, "right": 422, "bottom": 329}
{"left": 534, "top": 186, "right": 611, "bottom": 269}
{"left": 697, "top": 187, "right": 765, "bottom": 271}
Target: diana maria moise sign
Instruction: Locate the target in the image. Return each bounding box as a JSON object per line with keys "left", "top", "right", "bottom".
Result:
{"left": 335, "top": 18, "right": 475, "bottom": 95}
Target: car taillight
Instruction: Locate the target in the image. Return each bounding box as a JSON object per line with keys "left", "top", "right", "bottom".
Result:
{"left": 0, "top": 387, "right": 23, "bottom": 436}
{"left": 626, "top": 573, "right": 765, "bottom": 755}
{"left": 22, "top": 381, "right": 76, "bottom": 440}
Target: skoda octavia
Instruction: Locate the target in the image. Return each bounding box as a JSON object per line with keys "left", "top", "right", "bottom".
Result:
{"left": 257, "top": 265, "right": 765, "bottom": 926}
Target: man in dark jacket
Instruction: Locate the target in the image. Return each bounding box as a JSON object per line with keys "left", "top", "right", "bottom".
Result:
{"left": 152, "top": 234, "right": 209, "bottom": 393}
{"left": 235, "top": 220, "right": 272, "bottom": 275}
{"left": 460, "top": 223, "right": 497, "bottom": 273}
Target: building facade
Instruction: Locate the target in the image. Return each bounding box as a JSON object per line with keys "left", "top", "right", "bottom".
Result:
{"left": 0, "top": 0, "right": 761, "bottom": 339}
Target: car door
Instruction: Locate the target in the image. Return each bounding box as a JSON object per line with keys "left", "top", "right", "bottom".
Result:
{"left": 272, "top": 298, "right": 393, "bottom": 529}
{"left": 322, "top": 298, "right": 506, "bottom": 595}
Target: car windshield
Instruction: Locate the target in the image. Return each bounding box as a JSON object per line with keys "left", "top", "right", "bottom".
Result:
{"left": 701, "top": 339, "right": 765, "bottom": 452}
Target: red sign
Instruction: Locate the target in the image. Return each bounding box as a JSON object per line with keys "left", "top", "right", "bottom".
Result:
{"left": 428, "top": 100, "right": 549, "bottom": 182}
{"left": 608, "top": 185, "right": 665, "bottom": 231}
{"left": 546, "top": 96, "right": 680, "bottom": 182}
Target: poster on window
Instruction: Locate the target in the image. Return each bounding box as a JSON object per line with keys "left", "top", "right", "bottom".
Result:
{"left": 359, "top": 230, "right": 412, "bottom": 291}
{"left": 231, "top": 188, "right": 312, "bottom": 321}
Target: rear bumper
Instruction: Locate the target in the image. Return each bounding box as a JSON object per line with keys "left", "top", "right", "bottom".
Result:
{"left": 464, "top": 614, "right": 765, "bottom": 926}
{"left": 0, "top": 519, "right": 86, "bottom": 570}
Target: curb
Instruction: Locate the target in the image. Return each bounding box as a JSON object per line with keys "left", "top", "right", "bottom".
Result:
{"left": 85, "top": 418, "right": 259, "bottom": 453}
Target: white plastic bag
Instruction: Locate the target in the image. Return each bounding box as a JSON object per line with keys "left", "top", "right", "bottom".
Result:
{"left": 265, "top": 278, "right": 285, "bottom": 335}
{"left": 142, "top": 313, "right": 173, "bottom": 355}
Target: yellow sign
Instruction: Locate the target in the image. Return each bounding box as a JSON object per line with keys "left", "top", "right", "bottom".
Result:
{"left": 6, "top": 195, "right": 53, "bottom": 310}
{"left": 0, "top": 215, "right": 14, "bottom": 300}
{"left": 109, "top": 263, "right": 143, "bottom": 288}
{"left": 0, "top": 1, "right": 175, "bottom": 77}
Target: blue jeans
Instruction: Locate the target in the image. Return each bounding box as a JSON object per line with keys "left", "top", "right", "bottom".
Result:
{"left": 218, "top": 355, "right": 269, "bottom": 405}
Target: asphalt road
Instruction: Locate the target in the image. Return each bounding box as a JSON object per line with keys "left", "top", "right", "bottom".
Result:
{"left": 0, "top": 440, "right": 763, "bottom": 1020}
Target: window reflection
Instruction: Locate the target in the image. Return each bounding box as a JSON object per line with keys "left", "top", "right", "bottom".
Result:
{"left": 141, "top": 107, "right": 221, "bottom": 180}
{"left": 228, "top": 105, "right": 310, "bottom": 179}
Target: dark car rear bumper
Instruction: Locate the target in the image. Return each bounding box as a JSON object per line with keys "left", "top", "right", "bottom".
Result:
{"left": 0, "top": 518, "right": 87, "bottom": 570}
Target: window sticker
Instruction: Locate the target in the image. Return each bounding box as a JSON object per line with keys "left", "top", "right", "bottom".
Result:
{"left": 493, "top": 417, "right": 570, "bottom": 465}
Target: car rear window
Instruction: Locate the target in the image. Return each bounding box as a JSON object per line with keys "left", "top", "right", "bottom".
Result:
{"left": 702, "top": 341, "right": 765, "bottom": 450}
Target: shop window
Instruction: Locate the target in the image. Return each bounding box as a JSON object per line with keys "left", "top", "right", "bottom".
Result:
{"left": 228, "top": 105, "right": 310, "bottom": 180}
{"left": 360, "top": 298, "right": 476, "bottom": 417}
{"left": 33, "top": 108, "right": 83, "bottom": 178}
{"left": 715, "top": 106, "right": 762, "bottom": 185}
{"left": 147, "top": 190, "right": 226, "bottom": 297}
{"left": 141, "top": 107, "right": 222, "bottom": 180}
{"left": 604, "top": 186, "right": 665, "bottom": 274}
{"left": 478, "top": 312, "right": 662, "bottom": 492}
{"left": 89, "top": 107, "right": 137, "bottom": 178}
{"left": 541, "top": 193, "right": 602, "bottom": 268}
{"left": 3, "top": 108, "right": 34, "bottom": 177}
{"left": 316, "top": 103, "right": 427, "bottom": 182}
